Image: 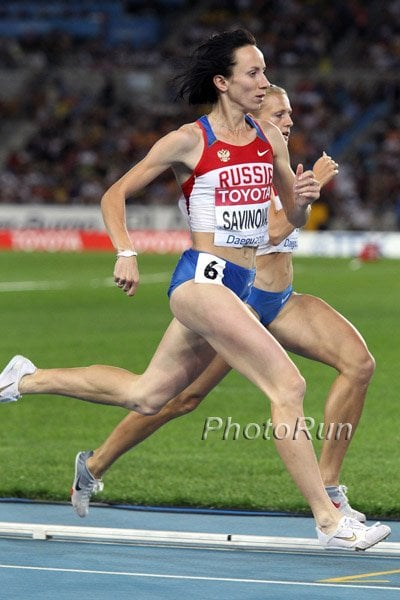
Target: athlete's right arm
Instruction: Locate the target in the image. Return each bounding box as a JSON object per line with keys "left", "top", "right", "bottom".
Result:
{"left": 267, "top": 189, "right": 296, "bottom": 246}
{"left": 263, "top": 123, "right": 318, "bottom": 227}
{"left": 268, "top": 153, "right": 339, "bottom": 245}
{"left": 101, "top": 124, "right": 202, "bottom": 297}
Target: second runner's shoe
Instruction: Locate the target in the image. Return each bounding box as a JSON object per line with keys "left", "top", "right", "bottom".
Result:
{"left": 71, "top": 450, "right": 104, "bottom": 518}
{"left": 325, "top": 484, "right": 366, "bottom": 522}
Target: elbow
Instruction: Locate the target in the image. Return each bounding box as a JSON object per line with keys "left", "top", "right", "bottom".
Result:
{"left": 287, "top": 210, "right": 307, "bottom": 229}
{"left": 100, "top": 193, "right": 108, "bottom": 213}
{"left": 101, "top": 181, "right": 128, "bottom": 211}
{"left": 101, "top": 186, "right": 119, "bottom": 214}
{"left": 290, "top": 217, "right": 305, "bottom": 228}
{"left": 101, "top": 189, "right": 111, "bottom": 208}
{"left": 287, "top": 215, "right": 302, "bottom": 228}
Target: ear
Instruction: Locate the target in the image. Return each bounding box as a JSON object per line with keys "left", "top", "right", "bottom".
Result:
{"left": 213, "top": 74, "right": 228, "bottom": 93}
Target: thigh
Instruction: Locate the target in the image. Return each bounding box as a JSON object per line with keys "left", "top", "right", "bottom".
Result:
{"left": 268, "top": 293, "right": 370, "bottom": 369}
{"left": 170, "top": 280, "right": 301, "bottom": 400}
{"left": 139, "top": 317, "right": 218, "bottom": 400}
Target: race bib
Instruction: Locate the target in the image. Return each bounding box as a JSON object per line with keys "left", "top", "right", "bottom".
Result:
{"left": 194, "top": 253, "right": 226, "bottom": 285}
{"left": 213, "top": 163, "right": 273, "bottom": 247}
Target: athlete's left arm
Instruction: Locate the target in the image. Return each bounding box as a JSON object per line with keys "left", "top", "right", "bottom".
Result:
{"left": 265, "top": 123, "right": 318, "bottom": 227}
{"left": 101, "top": 125, "right": 199, "bottom": 297}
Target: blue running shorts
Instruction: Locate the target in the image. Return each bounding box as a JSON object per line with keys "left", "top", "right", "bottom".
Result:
{"left": 167, "top": 248, "right": 256, "bottom": 302}
{"left": 247, "top": 284, "right": 293, "bottom": 326}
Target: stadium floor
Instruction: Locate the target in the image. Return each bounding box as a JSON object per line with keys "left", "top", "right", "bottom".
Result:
{"left": 1, "top": 500, "right": 400, "bottom": 599}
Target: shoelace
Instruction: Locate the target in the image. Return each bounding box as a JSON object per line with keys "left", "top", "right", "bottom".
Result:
{"left": 338, "top": 484, "right": 350, "bottom": 501}
{"left": 341, "top": 517, "right": 366, "bottom": 532}
{"left": 340, "top": 517, "right": 384, "bottom": 535}
{"left": 79, "top": 479, "right": 104, "bottom": 500}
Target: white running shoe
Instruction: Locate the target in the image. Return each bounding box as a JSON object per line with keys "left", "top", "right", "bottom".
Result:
{"left": 325, "top": 484, "right": 366, "bottom": 522}
{"left": 71, "top": 451, "right": 104, "bottom": 518}
{"left": 317, "top": 516, "right": 391, "bottom": 551}
{"left": 0, "top": 355, "right": 36, "bottom": 403}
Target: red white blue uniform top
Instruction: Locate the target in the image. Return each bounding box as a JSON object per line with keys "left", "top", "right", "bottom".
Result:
{"left": 180, "top": 114, "right": 273, "bottom": 248}
{"left": 257, "top": 185, "right": 300, "bottom": 256}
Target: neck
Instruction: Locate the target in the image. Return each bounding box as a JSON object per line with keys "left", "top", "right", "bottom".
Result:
{"left": 209, "top": 116, "right": 250, "bottom": 136}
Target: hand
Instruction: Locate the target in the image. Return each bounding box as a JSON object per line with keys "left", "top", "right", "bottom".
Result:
{"left": 114, "top": 256, "right": 139, "bottom": 296}
{"left": 313, "top": 151, "right": 339, "bottom": 187}
{"left": 294, "top": 164, "right": 320, "bottom": 208}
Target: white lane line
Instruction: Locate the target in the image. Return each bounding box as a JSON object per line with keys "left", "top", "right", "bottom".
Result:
{"left": 0, "top": 281, "right": 68, "bottom": 292}
{"left": 0, "top": 564, "right": 399, "bottom": 590}
{"left": 0, "top": 273, "right": 170, "bottom": 293}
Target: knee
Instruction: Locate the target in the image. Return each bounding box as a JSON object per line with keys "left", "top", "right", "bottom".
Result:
{"left": 163, "top": 390, "right": 204, "bottom": 418}
{"left": 359, "top": 350, "right": 376, "bottom": 384}
{"left": 127, "top": 401, "right": 162, "bottom": 416}
{"left": 272, "top": 372, "right": 306, "bottom": 411}
{"left": 343, "top": 347, "right": 376, "bottom": 386}
{"left": 124, "top": 389, "right": 167, "bottom": 415}
{"left": 125, "top": 389, "right": 204, "bottom": 417}
{"left": 286, "top": 373, "right": 307, "bottom": 406}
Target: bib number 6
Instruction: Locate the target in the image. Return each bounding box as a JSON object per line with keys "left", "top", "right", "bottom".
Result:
{"left": 204, "top": 260, "right": 218, "bottom": 280}
{"left": 194, "top": 253, "right": 226, "bottom": 285}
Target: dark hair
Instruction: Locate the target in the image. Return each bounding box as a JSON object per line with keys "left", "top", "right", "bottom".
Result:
{"left": 175, "top": 28, "right": 257, "bottom": 105}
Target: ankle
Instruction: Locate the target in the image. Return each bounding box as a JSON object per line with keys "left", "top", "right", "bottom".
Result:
{"left": 325, "top": 485, "right": 340, "bottom": 493}
{"left": 321, "top": 474, "right": 340, "bottom": 487}
{"left": 317, "top": 514, "right": 342, "bottom": 533}
{"left": 19, "top": 373, "right": 35, "bottom": 393}
{"left": 86, "top": 456, "right": 102, "bottom": 480}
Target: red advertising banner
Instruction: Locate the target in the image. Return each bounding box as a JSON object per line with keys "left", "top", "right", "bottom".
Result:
{"left": 0, "top": 230, "right": 191, "bottom": 254}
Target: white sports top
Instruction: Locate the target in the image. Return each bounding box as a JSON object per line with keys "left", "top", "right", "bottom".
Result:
{"left": 180, "top": 115, "right": 274, "bottom": 248}
{"left": 180, "top": 183, "right": 299, "bottom": 256}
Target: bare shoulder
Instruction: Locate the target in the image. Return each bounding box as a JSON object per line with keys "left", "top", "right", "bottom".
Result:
{"left": 173, "top": 121, "right": 203, "bottom": 150}
{"left": 255, "top": 119, "right": 287, "bottom": 161}
{"left": 260, "top": 120, "right": 284, "bottom": 145}
{"left": 123, "top": 119, "right": 201, "bottom": 178}
{"left": 162, "top": 123, "right": 202, "bottom": 153}
{"left": 154, "top": 123, "right": 203, "bottom": 169}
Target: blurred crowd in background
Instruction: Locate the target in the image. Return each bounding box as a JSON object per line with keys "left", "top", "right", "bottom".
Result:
{"left": 0, "top": 0, "right": 399, "bottom": 231}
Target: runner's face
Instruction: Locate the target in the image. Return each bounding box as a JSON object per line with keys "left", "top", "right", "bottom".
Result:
{"left": 260, "top": 93, "right": 293, "bottom": 143}
{"left": 226, "top": 45, "right": 270, "bottom": 113}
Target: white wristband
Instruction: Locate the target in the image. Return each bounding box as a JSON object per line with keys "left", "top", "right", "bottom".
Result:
{"left": 116, "top": 250, "right": 138, "bottom": 258}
